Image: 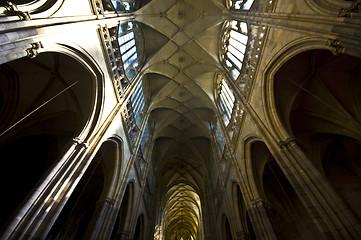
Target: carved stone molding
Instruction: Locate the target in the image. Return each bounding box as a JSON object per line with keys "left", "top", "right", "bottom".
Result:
{"left": 26, "top": 42, "right": 43, "bottom": 59}
{"left": 73, "top": 137, "right": 89, "bottom": 148}
{"left": 278, "top": 137, "right": 297, "bottom": 150}
{"left": 251, "top": 198, "right": 273, "bottom": 209}
{"left": 1, "top": 1, "right": 30, "bottom": 20}
{"left": 327, "top": 39, "right": 345, "bottom": 56}
{"left": 96, "top": 197, "right": 116, "bottom": 208}
{"left": 339, "top": 0, "right": 361, "bottom": 17}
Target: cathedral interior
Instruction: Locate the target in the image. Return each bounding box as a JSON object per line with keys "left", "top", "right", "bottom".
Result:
{"left": 0, "top": 0, "right": 361, "bottom": 239}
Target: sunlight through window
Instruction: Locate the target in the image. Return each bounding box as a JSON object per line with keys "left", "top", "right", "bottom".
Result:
{"left": 117, "top": 21, "right": 144, "bottom": 83}
{"left": 229, "top": 0, "right": 255, "bottom": 10}
{"left": 217, "top": 75, "right": 235, "bottom": 126}
{"left": 221, "top": 20, "right": 249, "bottom": 81}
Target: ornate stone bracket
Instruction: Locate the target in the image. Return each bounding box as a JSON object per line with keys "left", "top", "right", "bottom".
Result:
{"left": 339, "top": 0, "right": 361, "bottom": 17}
{"left": 251, "top": 198, "right": 273, "bottom": 210}
{"left": 327, "top": 39, "right": 345, "bottom": 56}
{"left": 94, "top": 0, "right": 105, "bottom": 16}
{"left": 1, "top": 1, "right": 30, "bottom": 20}
{"left": 73, "top": 137, "right": 89, "bottom": 148}
{"left": 278, "top": 137, "right": 297, "bottom": 150}
{"left": 96, "top": 197, "right": 116, "bottom": 208}
{"left": 26, "top": 42, "right": 43, "bottom": 58}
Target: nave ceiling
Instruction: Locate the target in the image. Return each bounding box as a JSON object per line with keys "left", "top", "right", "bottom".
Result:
{"left": 134, "top": 0, "right": 228, "bottom": 238}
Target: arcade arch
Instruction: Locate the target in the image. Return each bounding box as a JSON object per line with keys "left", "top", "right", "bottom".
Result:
{"left": 0, "top": 51, "right": 100, "bottom": 231}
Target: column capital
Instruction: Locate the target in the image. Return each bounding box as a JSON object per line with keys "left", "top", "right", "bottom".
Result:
{"left": 96, "top": 197, "right": 116, "bottom": 208}
{"left": 278, "top": 137, "right": 297, "bottom": 150}
{"left": 339, "top": 0, "right": 361, "bottom": 17}
{"left": 251, "top": 198, "right": 273, "bottom": 210}
{"left": 327, "top": 39, "right": 345, "bottom": 56}
{"left": 73, "top": 137, "right": 89, "bottom": 148}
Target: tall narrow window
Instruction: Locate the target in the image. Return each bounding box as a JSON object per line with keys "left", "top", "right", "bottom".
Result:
{"left": 130, "top": 80, "right": 146, "bottom": 127}
{"left": 221, "top": 20, "right": 249, "bottom": 81}
{"left": 102, "top": 0, "right": 138, "bottom": 13}
{"left": 217, "top": 75, "right": 235, "bottom": 126}
{"left": 228, "top": 0, "right": 255, "bottom": 10}
{"left": 117, "top": 21, "right": 144, "bottom": 83}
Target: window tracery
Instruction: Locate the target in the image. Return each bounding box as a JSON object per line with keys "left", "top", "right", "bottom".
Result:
{"left": 216, "top": 75, "right": 235, "bottom": 127}
{"left": 228, "top": 0, "right": 255, "bottom": 10}
{"left": 102, "top": 0, "right": 138, "bottom": 13}
{"left": 130, "top": 79, "right": 146, "bottom": 127}
{"left": 221, "top": 20, "right": 249, "bottom": 81}
{"left": 117, "top": 21, "right": 144, "bottom": 82}
{"left": 124, "top": 78, "right": 147, "bottom": 148}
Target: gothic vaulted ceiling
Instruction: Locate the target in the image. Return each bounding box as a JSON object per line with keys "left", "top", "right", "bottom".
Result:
{"left": 135, "top": 0, "right": 227, "bottom": 238}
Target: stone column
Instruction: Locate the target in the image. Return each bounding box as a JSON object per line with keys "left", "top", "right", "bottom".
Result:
{"left": 84, "top": 197, "right": 117, "bottom": 240}
{"left": 119, "top": 230, "right": 131, "bottom": 240}
{"left": 235, "top": 231, "right": 249, "bottom": 240}
{"left": 248, "top": 198, "right": 279, "bottom": 240}
{"left": 1, "top": 139, "right": 90, "bottom": 240}
{"left": 277, "top": 138, "right": 361, "bottom": 239}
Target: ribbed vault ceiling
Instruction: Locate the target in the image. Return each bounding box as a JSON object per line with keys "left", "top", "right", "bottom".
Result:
{"left": 135, "top": 0, "right": 227, "bottom": 238}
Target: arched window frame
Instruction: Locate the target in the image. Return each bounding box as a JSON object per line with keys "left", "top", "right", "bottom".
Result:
{"left": 0, "top": 0, "right": 62, "bottom": 20}
{"left": 102, "top": 0, "right": 138, "bottom": 13}
{"left": 130, "top": 79, "right": 146, "bottom": 127}
{"left": 216, "top": 74, "right": 235, "bottom": 127}
{"left": 220, "top": 20, "right": 249, "bottom": 81}
{"left": 117, "top": 21, "right": 144, "bottom": 84}
{"left": 227, "top": 0, "right": 255, "bottom": 10}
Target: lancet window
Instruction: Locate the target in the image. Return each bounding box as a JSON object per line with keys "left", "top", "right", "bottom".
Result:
{"left": 217, "top": 75, "right": 235, "bottom": 126}
{"left": 228, "top": 0, "right": 255, "bottom": 10}
{"left": 130, "top": 79, "right": 146, "bottom": 127}
{"left": 102, "top": 0, "right": 138, "bottom": 12}
{"left": 220, "top": 20, "right": 249, "bottom": 81}
{"left": 117, "top": 21, "right": 144, "bottom": 82}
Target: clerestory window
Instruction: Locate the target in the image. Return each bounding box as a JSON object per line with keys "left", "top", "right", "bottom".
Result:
{"left": 228, "top": 0, "right": 255, "bottom": 10}
{"left": 117, "top": 21, "right": 144, "bottom": 82}
{"left": 130, "top": 79, "right": 146, "bottom": 127}
{"left": 102, "top": 0, "right": 138, "bottom": 13}
{"left": 217, "top": 75, "right": 235, "bottom": 127}
{"left": 221, "top": 20, "right": 249, "bottom": 81}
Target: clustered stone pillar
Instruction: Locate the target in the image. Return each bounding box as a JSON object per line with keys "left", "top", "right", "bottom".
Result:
{"left": 276, "top": 137, "right": 361, "bottom": 239}
{"left": 248, "top": 198, "right": 279, "bottom": 240}
{"left": 3, "top": 139, "right": 90, "bottom": 240}
{"left": 84, "top": 197, "right": 117, "bottom": 239}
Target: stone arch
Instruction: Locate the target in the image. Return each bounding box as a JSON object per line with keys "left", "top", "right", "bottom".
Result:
{"left": 1, "top": 44, "right": 104, "bottom": 140}
{"left": 133, "top": 214, "right": 145, "bottom": 240}
{"left": 232, "top": 183, "right": 256, "bottom": 239}
{"left": 263, "top": 37, "right": 335, "bottom": 140}
{"left": 0, "top": 50, "right": 103, "bottom": 232}
{"left": 241, "top": 136, "right": 281, "bottom": 239}
{"left": 243, "top": 136, "right": 267, "bottom": 200}
{"left": 269, "top": 46, "right": 361, "bottom": 171}
{"left": 45, "top": 138, "right": 124, "bottom": 239}
{"left": 110, "top": 181, "right": 135, "bottom": 239}
{"left": 250, "top": 140, "right": 325, "bottom": 239}
{"left": 46, "top": 140, "right": 112, "bottom": 239}
{"left": 80, "top": 136, "right": 124, "bottom": 239}
{"left": 221, "top": 214, "right": 233, "bottom": 240}
{"left": 320, "top": 135, "right": 361, "bottom": 218}
{"left": 98, "top": 136, "right": 124, "bottom": 201}
{"left": 1, "top": 0, "right": 64, "bottom": 19}
{"left": 305, "top": 0, "right": 353, "bottom": 15}
{"left": 263, "top": 41, "right": 361, "bottom": 238}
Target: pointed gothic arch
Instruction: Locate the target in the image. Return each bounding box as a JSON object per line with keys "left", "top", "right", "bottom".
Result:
{"left": 0, "top": 50, "right": 102, "bottom": 232}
